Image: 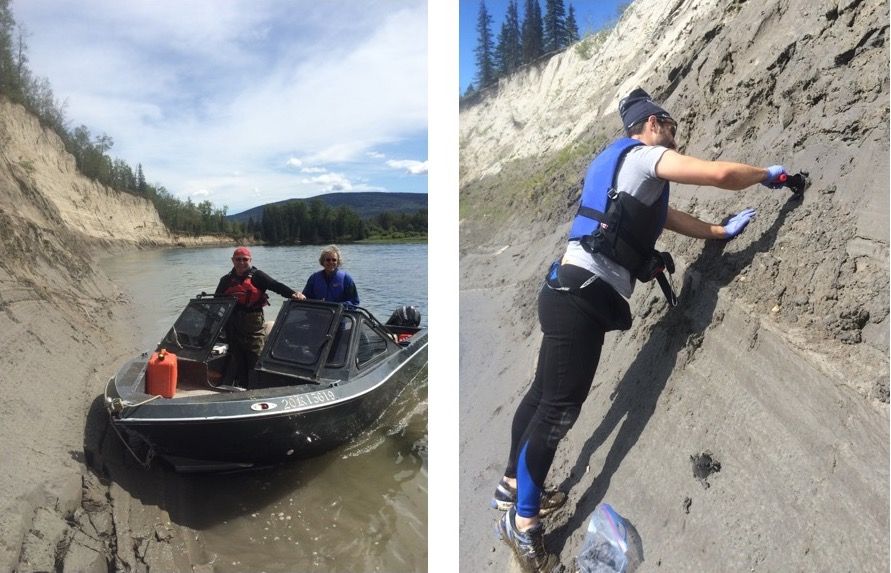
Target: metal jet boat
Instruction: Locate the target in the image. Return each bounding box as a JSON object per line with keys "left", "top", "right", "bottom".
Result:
{"left": 104, "top": 294, "right": 428, "bottom": 471}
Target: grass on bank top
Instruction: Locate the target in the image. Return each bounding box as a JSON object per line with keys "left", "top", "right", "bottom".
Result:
{"left": 459, "top": 133, "right": 608, "bottom": 229}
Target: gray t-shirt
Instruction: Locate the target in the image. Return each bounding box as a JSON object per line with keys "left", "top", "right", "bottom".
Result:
{"left": 562, "top": 144, "right": 670, "bottom": 298}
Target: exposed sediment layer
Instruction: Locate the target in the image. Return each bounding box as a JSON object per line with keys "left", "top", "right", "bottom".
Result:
{"left": 0, "top": 96, "right": 229, "bottom": 571}
{"left": 459, "top": 0, "right": 888, "bottom": 570}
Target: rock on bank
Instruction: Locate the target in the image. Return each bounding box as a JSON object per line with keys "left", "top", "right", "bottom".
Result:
{"left": 0, "top": 96, "right": 230, "bottom": 571}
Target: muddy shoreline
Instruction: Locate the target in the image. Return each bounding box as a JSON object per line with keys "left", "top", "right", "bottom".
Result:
{"left": 459, "top": 224, "right": 889, "bottom": 571}
{"left": 1, "top": 249, "right": 205, "bottom": 572}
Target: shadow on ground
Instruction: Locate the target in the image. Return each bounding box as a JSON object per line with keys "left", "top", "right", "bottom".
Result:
{"left": 549, "top": 195, "right": 802, "bottom": 556}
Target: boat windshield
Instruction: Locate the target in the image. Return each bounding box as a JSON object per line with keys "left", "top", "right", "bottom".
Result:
{"left": 269, "top": 306, "right": 338, "bottom": 367}
{"left": 161, "top": 299, "right": 232, "bottom": 351}
{"left": 325, "top": 316, "right": 355, "bottom": 367}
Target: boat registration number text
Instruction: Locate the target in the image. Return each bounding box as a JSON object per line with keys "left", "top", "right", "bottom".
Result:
{"left": 282, "top": 390, "right": 337, "bottom": 410}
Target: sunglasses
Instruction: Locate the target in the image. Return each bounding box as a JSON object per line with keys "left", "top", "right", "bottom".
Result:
{"left": 233, "top": 257, "right": 250, "bottom": 262}
{"left": 324, "top": 258, "right": 338, "bottom": 262}
{"left": 658, "top": 118, "right": 678, "bottom": 136}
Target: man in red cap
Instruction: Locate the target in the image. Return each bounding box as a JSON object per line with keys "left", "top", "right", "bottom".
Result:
{"left": 215, "top": 246, "right": 305, "bottom": 388}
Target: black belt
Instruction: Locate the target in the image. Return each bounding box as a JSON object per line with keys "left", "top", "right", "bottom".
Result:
{"left": 546, "top": 260, "right": 676, "bottom": 307}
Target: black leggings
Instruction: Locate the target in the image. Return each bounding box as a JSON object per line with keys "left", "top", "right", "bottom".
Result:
{"left": 505, "top": 270, "right": 628, "bottom": 517}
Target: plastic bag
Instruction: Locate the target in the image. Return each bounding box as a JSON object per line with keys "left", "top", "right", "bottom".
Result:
{"left": 576, "top": 503, "right": 642, "bottom": 573}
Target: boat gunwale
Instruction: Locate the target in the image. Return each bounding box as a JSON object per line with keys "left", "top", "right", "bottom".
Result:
{"left": 111, "top": 335, "right": 428, "bottom": 424}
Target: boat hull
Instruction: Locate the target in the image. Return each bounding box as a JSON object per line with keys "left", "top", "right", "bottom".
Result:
{"left": 107, "top": 337, "right": 427, "bottom": 468}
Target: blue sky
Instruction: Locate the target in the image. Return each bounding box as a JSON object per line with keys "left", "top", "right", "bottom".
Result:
{"left": 460, "top": 0, "right": 631, "bottom": 94}
{"left": 12, "top": 0, "right": 428, "bottom": 214}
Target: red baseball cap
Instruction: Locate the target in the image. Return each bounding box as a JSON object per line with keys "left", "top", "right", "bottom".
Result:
{"left": 233, "top": 246, "right": 252, "bottom": 259}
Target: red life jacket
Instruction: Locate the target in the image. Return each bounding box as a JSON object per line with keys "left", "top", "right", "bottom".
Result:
{"left": 222, "top": 268, "right": 269, "bottom": 309}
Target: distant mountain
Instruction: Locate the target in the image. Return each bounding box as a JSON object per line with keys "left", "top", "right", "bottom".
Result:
{"left": 227, "top": 192, "right": 427, "bottom": 224}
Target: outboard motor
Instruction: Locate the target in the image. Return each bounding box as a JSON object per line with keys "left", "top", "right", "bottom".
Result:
{"left": 386, "top": 305, "right": 421, "bottom": 327}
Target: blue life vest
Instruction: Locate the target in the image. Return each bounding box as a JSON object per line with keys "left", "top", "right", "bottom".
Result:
{"left": 568, "top": 138, "right": 670, "bottom": 279}
{"left": 307, "top": 269, "right": 354, "bottom": 303}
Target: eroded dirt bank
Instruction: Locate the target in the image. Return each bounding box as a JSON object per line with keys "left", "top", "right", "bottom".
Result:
{"left": 0, "top": 96, "right": 231, "bottom": 571}
{"left": 459, "top": 0, "right": 888, "bottom": 570}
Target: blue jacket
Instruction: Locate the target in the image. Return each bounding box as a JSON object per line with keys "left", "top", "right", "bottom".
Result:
{"left": 303, "top": 269, "right": 360, "bottom": 305}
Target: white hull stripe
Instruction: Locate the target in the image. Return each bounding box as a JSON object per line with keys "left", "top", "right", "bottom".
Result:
{"left": 117, "top": 341, "right": 428, "bottom": 423}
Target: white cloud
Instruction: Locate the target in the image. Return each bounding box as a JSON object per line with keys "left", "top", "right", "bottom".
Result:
{"left": 386, "top": 159, "right": 429, "bottom": 175}
{"left": 301, "top": 140, "right": 387, "bottom": 165}
{"left": 191, "top": 189, "right": 210, "bottom": 197}
{"left": 12, "top": 0, "right": 427, "bottom": 212}
{"left": 304, "top": 172, "right": 353, "bottom": 193}
{"left": 301, "top": 167, "right": 327, "bottom": 174}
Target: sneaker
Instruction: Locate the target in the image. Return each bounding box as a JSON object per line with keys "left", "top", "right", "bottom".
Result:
{"left": 496, "top": 506, "right": 560, "bottom": 573}
{"left": 491, "top": 478, "right": 568, "bottom": 516}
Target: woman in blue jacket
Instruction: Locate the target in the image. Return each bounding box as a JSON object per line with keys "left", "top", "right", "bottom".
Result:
{"left": 302, "top": 245, "right": 360, "bottom": 306}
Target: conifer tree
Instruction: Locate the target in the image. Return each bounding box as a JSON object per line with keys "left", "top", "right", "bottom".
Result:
{"left": 0, "top": 0, "right": 22, "bottom": 102}
{"left": 543, "top": 0, "right": 567, "bottom": 53}
{"left": 495, "top": 0, "right": 523, "bottom": 77}
{"left": 566, "top": 3, "right": 580, "bottom": 44}
{"left": 474, "top": 0, "right": 496, "bottom": 88}
{"left": 136, "top": 163, "right": 147, "bottom": 194}
{"left": 521, "top": 0, "right": 544, "bottom": 64}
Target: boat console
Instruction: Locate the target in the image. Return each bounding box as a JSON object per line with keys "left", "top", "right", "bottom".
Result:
{"left": 149, "top": 295, "right": 422, "bottom": 396}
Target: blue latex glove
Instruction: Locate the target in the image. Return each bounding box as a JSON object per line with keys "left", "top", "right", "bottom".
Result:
{"left": 762, "top": 165, "right": 787, "bottom": 189}
{"left": 722, "top": 208, "right": 756, "bottom": 239}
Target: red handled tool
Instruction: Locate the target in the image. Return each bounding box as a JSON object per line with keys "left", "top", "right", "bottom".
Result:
{"left": 778, "top": 171, "right": 810, "bottom": 196}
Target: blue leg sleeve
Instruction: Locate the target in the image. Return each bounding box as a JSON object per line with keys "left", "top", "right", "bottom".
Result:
{"left": 515, "top": 441, "right": 542, "bottom": 518}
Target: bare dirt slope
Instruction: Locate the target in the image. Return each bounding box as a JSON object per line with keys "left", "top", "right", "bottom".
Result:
{"left": 459, "top": 0, "right": 888, "bottom": 571}
{"left": 0, "top": 97, "right": 230, "bottom": 571}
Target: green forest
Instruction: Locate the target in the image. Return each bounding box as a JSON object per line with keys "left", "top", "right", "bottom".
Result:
{"left": 466, "top": 0, "right": 630, "bottom": 97}
{"left": 468, "top": 0, "right": 580, "bottom": 95}
{"left": 256, "top": 202, "right": 427, "bottom": 244}
{"left": 0, "top": 0, "right": 424, "bottom": 243}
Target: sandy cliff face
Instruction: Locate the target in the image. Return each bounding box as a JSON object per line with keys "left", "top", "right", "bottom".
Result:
{"left": 0, "top": 98, "right": 174, "bottom": 245}
{"left": 461, "top": 0, "right": 888, "bottom": 239}
{"left": 0, "top": 97, "right": 229, "bottom": 571}
{"left": 459, "top": 0, "right": 701, "bottom": 180}
{"left": 460, "top": 0, "right": 888, "bottom": 571}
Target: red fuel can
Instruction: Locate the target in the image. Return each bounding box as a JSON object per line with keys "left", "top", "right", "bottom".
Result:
{"left": 146, "top": 349, "right": 178, "bottom": 398}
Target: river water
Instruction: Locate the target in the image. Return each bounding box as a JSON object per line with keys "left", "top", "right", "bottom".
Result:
{"left": 100, "top": 243, "right": 428, "bottom": 572}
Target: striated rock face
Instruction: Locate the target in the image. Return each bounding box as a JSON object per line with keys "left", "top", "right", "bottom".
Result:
{"left": 460, "top": 0, "right": 888, "bottom": 571}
